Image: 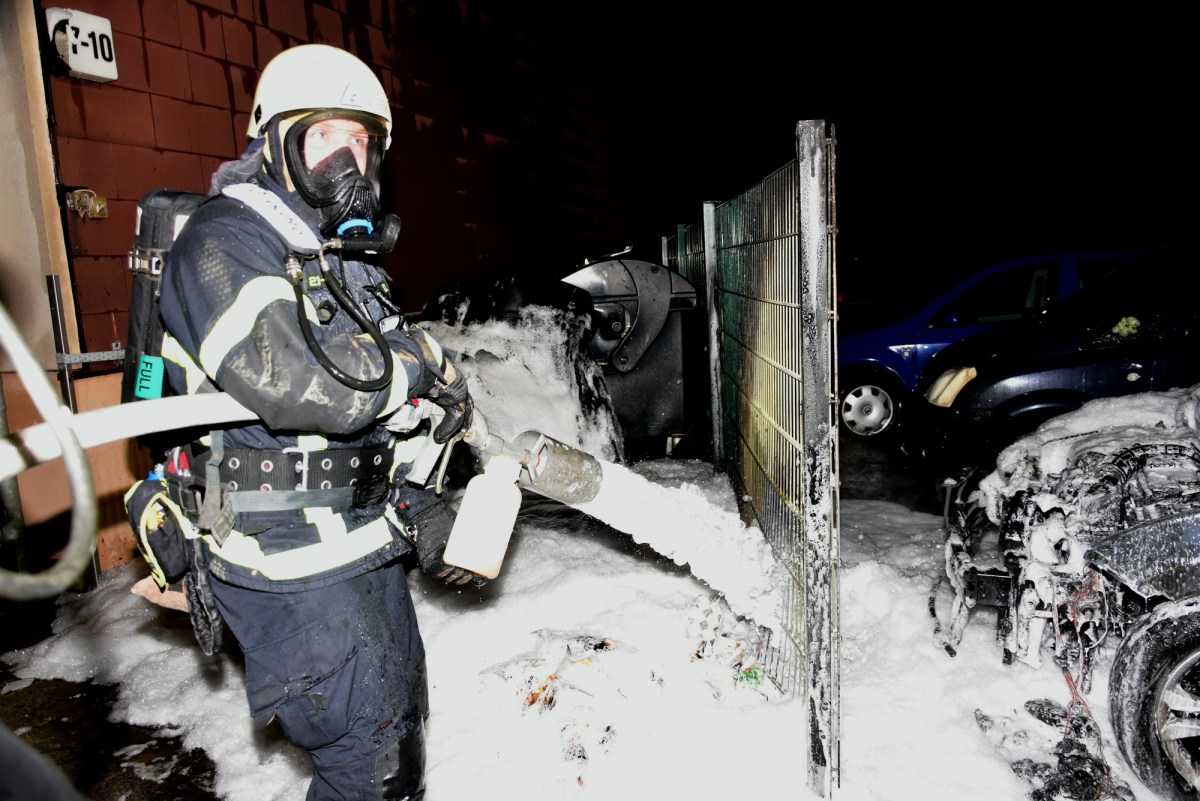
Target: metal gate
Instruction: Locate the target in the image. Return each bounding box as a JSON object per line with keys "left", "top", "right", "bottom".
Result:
{"left": 666, "top": 120, "right": 839, "bottom": 795}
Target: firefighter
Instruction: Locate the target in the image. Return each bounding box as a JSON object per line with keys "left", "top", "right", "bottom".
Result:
{"left": 135, "top": 44, "right": 481, "bottom": 800}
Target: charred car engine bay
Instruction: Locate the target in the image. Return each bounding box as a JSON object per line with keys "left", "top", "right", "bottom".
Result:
{"left": 933, "top": 386, "right": 1200, "bottom": 800}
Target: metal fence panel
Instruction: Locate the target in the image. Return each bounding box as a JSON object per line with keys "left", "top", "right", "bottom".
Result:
{"left": 664, "top": 120, "right": 839, "bottom": 795}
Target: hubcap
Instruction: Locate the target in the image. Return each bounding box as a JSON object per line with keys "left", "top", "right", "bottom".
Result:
{"left": 841, "top": 384, "right": 894, "bottom": 436}
{"left": 1154, "top": 646, "right": 1200, "bottom": 791}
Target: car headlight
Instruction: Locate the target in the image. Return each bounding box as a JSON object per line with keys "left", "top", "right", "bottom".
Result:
{"left": 925, "top": 367, "right": 977, "bottom": 408}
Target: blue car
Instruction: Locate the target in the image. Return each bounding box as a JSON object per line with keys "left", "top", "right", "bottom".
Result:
{"left": 907, "top": 251, "right": 1200, "bottom": 480}
{"left": 837, "top": 250, "right": 1147, "bottom": 439}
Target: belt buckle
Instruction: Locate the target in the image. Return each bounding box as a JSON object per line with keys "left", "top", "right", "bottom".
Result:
{"left": 182, "top": 486, "right": 203, "bottom": 518}
{"left": 282, "top": 446, "right": 310, "bottom": 491}
{"left": 353, "top": 473, "right": 389, "bottom": 507}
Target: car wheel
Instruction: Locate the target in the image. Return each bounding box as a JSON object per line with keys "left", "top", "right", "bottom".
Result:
{"left": 1110, "top": 596, "right": 1200, "bottom": 800}
{"left": 839, "top": 377, "right": 901, "bottom": 438}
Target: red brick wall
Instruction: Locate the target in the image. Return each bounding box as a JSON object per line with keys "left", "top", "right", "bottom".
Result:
{"left": 46, "top": 0, "right": 630, "bottom": 359}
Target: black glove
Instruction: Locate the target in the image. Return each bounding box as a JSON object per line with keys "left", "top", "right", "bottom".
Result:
{"left": 184, "top": 539, "right": 225, "bottom": 656}
{"left": 425, "top": 369, "right": 473, "bottom": 444}
{"left": 397, "top": 491, "right": 486, "bottom": 587}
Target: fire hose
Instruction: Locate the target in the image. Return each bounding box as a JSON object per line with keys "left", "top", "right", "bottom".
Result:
{"left": 0, "top": 318, "right": 601, "bottom": 598}
{"left": 0, "top": 378, "right": 258, "bottom": 599}
{"left": 0, "top": 299, "right": 106, "bottom": 600}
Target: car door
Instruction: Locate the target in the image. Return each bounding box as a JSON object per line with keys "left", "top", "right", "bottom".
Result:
{"left": 1064, "top": 302, "right": 1195, "bottom": 400}
{"left": 1147, "top": 305, "right": 1200, "bottom": 392}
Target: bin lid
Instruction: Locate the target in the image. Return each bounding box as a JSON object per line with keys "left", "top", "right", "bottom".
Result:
{"left": 563, "top": 259, "right": 695, "bottom": 373}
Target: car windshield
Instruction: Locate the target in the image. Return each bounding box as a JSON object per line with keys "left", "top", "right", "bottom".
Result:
{"left": 837, "top": 253, "right": 1008, "bottom": 331}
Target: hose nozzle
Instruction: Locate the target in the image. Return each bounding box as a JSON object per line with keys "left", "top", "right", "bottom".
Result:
{"left": 508, "top": 430, "right": 602, "bottom": 505}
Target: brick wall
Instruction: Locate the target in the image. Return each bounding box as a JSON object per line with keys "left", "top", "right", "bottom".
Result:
{"left": 46, "top": 0, "right": 629, "bottom": 360}
{"left": 32, "top": 0, "right": 629, "bottom": 573}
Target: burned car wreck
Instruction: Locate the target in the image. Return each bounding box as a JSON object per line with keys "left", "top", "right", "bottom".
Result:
{"left": 934, "top": 384, "right": 1200, "bottom": 800}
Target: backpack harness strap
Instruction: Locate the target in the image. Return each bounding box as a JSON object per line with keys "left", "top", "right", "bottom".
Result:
{"left": 194, "top": 429, "right": 230, "bottom": 542}
{"left": 221, "top": 183, "right": 321, "bottom": 254}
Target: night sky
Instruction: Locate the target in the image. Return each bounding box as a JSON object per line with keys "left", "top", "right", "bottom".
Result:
{"left": 559, "top": 8, "right": 1187, "bottom": 300}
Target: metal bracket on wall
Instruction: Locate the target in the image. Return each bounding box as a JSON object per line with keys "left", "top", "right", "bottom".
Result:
{"left": 55, "top": 349, "right": 124, "bottom": 365}
{"left": 65, "top": 188, "right": 109, "bottom": 219}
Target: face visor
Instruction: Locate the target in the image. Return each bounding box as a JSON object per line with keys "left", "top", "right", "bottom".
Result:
{"left": 279, "top": 110, "right": 389, "bottom": 238}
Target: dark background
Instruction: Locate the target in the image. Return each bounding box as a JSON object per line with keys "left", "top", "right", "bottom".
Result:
{"left": 539, "top": 8, "right": 1186, "bottom": 311}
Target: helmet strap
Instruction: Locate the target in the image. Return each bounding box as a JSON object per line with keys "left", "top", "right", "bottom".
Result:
{"left": 261, "top": 116, "right": 301, "bottom": 194}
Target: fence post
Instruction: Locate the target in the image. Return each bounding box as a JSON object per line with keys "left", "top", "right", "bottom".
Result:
{"left": 795, "top": 119, "right": 837, "bottom": 796}
{"left": 701, "top": 202, "right": 723, "bottom": 464}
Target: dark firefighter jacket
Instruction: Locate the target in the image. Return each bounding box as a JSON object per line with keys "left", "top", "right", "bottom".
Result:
{"left": 157, "top": 173, "right": 446, "bottom": 591}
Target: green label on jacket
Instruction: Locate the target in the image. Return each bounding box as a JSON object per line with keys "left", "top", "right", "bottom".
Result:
{"left": 134, "top": 354, "right": 164, "bottom": 399}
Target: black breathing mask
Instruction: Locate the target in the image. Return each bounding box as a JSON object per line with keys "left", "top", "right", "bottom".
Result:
{"left": 279, "top": 111, "right": 389, "bottom": 240}
{"left": 303, "top": 148, "right": 380, "bottom": 239}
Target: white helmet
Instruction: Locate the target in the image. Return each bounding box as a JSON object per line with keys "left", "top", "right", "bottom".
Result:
{"left": 247, "top": 44, "right": 392, "bottom": 149}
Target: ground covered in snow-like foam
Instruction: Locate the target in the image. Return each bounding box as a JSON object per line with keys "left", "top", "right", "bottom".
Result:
{"left": 3, "top": 458, "right": 800, "bottom": 801}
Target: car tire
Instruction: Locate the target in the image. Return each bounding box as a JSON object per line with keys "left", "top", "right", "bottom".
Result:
{"left": 1109, "top": 596, "right": 1200, "bottom": 801}
{"left": 838, "top": 374, "right": 903, "bottom": 439}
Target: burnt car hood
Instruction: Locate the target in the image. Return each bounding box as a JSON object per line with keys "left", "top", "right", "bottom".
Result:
{"left": 1088, "top": 508, "right": 1200, "bottom": 601}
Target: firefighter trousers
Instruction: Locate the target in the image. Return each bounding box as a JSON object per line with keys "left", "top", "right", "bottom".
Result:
{"left": 210, "top": 559, "right": 429, "bottom": 800}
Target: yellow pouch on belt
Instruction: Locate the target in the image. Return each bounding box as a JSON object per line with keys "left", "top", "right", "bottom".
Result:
{"left": 124, "top": 479, "right": 195, "bottom": 590}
